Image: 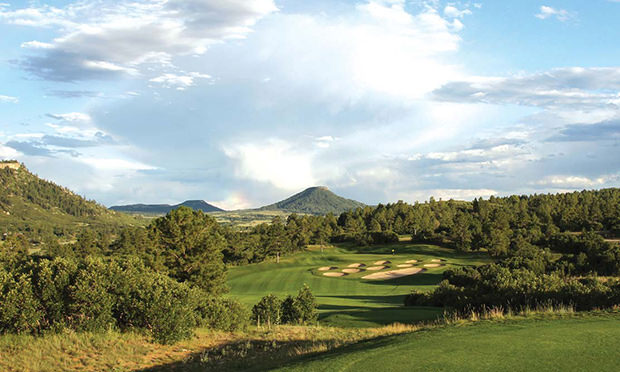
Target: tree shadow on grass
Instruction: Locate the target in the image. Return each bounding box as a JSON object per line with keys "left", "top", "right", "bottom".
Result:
{"left": 134, "top": 332, "right": 416, "bottom": 372}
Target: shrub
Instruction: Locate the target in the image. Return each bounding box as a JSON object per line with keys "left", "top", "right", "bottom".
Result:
{"left": 252, "top": 294, "right": 282, "bottom": 328}
{"left": 295, "top": 284, "right": 318, "bottom": 324}
{"left": 68, "top": 258, "right": 116, "bottom": 332}
{"left": 0, "top": 270, "right": 43, "bottom": 334}
{"left": 198, "top": 297, "right": 250, "bottom": 332}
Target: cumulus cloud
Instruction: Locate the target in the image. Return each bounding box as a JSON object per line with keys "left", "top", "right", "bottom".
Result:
{"left": 535, "top": 5, "right": 574, "bottom": 22}
{"left": 224, "top": 139, "right": 317, "bottom": 191}
{"left": 1, "top": 0, "right": 278, "bottom": 81}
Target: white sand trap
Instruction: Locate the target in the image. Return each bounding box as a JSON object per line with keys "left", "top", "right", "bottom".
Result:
{"left": 430, "top": 259, "right": 445, "bottom": 262}
{"left": 347, "top": 263, "right": 366, "bottom": 268}
{"left": 374, "top": 260, "right": 391, "bottom": 265}
{"left": 342, "top": 268, "right": 362, "bottom": 274}
{"left": 323, "top": 272, "right": 347, "bottom": 277}
{"left": 366, "top": 266, "right": 386, "bottom": 271}
{"left": 405, "top": 260, "right": 418, "bottom": 264}
{"left": 362, "top": 267, "right": 425, "bottom": 280}
{"left": 318, "top": 266, "right": 337, "bottom": 271}
{"left": 397, "top": 264, "right": 413, "bottom": 268}
{"left": 423, "top": 263, "right": 444, "bottom": 268}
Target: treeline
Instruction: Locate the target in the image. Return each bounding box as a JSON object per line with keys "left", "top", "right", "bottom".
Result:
{"left": 405, "top": 232, "right": 620, "bottom": 313}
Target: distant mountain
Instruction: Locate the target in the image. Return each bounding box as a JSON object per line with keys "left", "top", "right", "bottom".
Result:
{"left": 110, "top": 200, "right": 224, "bottom": 214}
{"left": 0, "top": 161, "right": 140, "bottom": 235}
{"left": 259, "top": 186, "right": 365, "bottom": 215}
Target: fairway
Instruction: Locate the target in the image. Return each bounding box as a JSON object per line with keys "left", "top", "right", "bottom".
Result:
{"left": 276, "top": 313, "right": 620, "bottom": 371}
{"left": 227, "top": 242, "right": 489, "bottom": 327}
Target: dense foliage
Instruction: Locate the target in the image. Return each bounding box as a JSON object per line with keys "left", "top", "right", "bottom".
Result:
{"left": 252, "top": 285, "right": 318, "bottom": 327}
{"left": 0, "top": 254, "right": 247, "bottom": 343}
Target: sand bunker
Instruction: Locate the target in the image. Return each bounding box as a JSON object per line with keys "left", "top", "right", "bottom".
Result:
{"left": 405, "top": 260, "right": 418, "bottom": 264}
{"left": 362, "top": 267, "right": 425, "bottom": 280}
{"left": 374, "top": 260, "right": 391, "bottom": 265}
{"left": 323, "top": 272, "right": 347, "bottom": 277}
{"left": 397, "top": 264, "right": 413, "bottom": 268}
{"left": 347, "top": 263, "right": 366, "bottom": 268}
{"left": 342, "top": 268, "right": 362, "bottom": 274}
{"left": 430, "top": 259, "right": 445, "bottom": 262}
{"left": 423, "top": 263, "right": 444, "bottom": 268}
{"left": 318, "top": 266, "right": 337, "bottom": 271}
{"left": 366, "top": 266, "right": 386, "bottom": 271}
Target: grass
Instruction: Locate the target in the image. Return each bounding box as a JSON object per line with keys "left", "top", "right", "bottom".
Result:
{"left": 0, "top": 324, "right": 418, "bottom": 372}
{"left": 275, "top": 311, "right": 620, "bottom": 372}
{"left": 227, "top": 241, "right": 490, "bottom": 327}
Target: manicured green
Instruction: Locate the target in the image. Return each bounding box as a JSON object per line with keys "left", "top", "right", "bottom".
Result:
{"left": 276, "top": 313, "right": 620, "bottom": 371}
{"left": 227, "top": 242, "right": 489, "bottom": 327}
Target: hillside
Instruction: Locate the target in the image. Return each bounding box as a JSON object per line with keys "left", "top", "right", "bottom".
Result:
{"left": 110, "top": 199, "right": 224, "bottom": 214}
{"left": 259, "top": 186, "right": 365, "bottom": 215}
{"left": 0, "top": 161, "right": 142, "bottom": 239}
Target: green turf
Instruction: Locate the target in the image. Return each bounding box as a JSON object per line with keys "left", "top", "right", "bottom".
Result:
{"left": 275, "top": 313, "right": 620, "bottom": 371}
{"left": 227, "top": 242, "right": 490, "bottom": 327}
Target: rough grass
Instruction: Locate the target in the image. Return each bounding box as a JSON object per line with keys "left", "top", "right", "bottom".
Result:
{"left": 0, "top": 324, "right": 418, "bottom": 372}
{"left": 227, "top": 241, "right": 490, "bottom": 327}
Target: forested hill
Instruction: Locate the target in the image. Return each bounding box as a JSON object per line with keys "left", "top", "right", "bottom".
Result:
{"left": 0, "top": 162, "right": 141, "bottom": 239}
{"left": 259, "top": 186, "right": 366, "bottom": 215}
{"left": 110, "top": 199, "right": 224, "bottom": 214}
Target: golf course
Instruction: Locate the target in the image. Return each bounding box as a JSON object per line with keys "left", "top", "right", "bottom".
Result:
{"left": 228, "top": 240, "right": 490, "bottom": 327}
{"left": 275, "top": 312, "right": 620, "bottom": 371}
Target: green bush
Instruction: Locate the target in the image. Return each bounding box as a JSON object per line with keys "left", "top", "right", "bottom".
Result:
{"left": 68, "top": 258, "right": 116, "bottom": 332}
{"left": 252, "top": 294, "right": 282, "bottom": 327}
{"left": 0, "top": 270, "right": 43, "bottom": 334}
{"left": 198, "top": 297, "right": 250, "bottom": 332}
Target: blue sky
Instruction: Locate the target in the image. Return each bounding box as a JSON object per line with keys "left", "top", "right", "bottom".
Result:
{"left": 0, "top": 0, "right": 619, "bottom": 209}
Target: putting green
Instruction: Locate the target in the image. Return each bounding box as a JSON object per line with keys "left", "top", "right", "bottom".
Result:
{"left": 227, "top": 242, "right": 490, "bottom": 327}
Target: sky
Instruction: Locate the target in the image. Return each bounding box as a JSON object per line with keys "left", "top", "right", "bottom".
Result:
{"left": 0, "top": 0, "right": 619, "bottom": 210}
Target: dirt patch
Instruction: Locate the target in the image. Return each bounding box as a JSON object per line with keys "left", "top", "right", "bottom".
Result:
{"left": 374, "top": 260, "right": 391, "bottom": 265}
{"left": 366, "top": 266, "right": 386, "bottom": 271}
{"left": 342, "top": 268, "right": 362, "bottom": 274}
{"left": 405, "top": 260, "right": 418, "bottom": 264}
{"left": 323, "top": 272, "right": 347, "bottom": 277}
{"left": 318, "top": 266, "right": 337, "bottom": 271}
{"left": 423, "top": 263, "right": 444, "bottom": 268}
{"left": 362, "top": 267, "right": 425, "bottom": 280}
{"left": 430, "top": 259, "right": 445, "bottom": 263}
{"left": 397, "top": 264, "right": 413, "bottom": 268}
{"left": 347, "top": 263, "right": 366, "bottom": 268}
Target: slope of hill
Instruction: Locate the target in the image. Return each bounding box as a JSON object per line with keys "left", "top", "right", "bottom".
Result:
{"left": 259, "top": 186, "right": 365, "bottom": 215}
{"left": 110, "top": 199, "right": 224, "bottom": 214}
{"left": 0, "top": 162, "right": 143, "bottom": 238}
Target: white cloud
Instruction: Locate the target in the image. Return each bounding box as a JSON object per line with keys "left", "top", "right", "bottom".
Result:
{"left": 1, "top": 0, "right": 278, "bottom": 81}
{"left": 533, "top": 174, "right": 618, "bottom": 189}
{"left": 444, "top": 6, "right": 472, "bottom": 18}
{"left": 0, "top": 95, "right": 18, "bottom": 103}
{"left": 20, "top": 40, "right": 54, "bottom": 49}
{"left": 224, "top": 139, "right": 317, "bottom": 190}
{"left": 535, "top": 5, "right": 574, "bottom": 22}
{"left": 149, "top": 72, "right": 211, "bottom": 89}
{"left": 0, "top": 144, "right": 21, "bottom": 158}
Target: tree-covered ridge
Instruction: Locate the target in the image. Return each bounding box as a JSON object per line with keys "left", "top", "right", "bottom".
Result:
{"left": 110, "top": 199, "right": 224, "bottom": 214}
{"left": 259, "top": 186, "right": 366, "bottom": 215}
{"left": 0, "top": 164, "right": 107, "bottom": 217}
{"left": 0, "top": 165, "right": 144, "bottom": 242}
